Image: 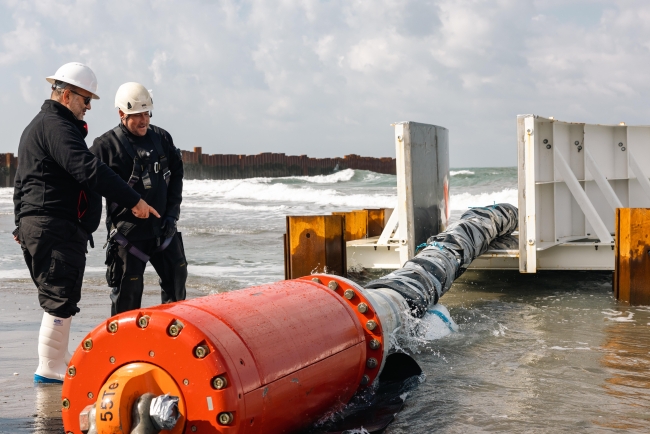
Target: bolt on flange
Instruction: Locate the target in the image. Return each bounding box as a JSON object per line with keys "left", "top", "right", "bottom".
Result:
{"left": 366, "top": 358, "right": 378, "bottom": 369}
{"left": 328, "top": 281, "right": 339, "bottom": 290}
{"left": 168, "top": 321, "right": 183, "bottom": 337}
{"left": 67, "top": 366, "right": 76, "bottom": 377}
{"left": 194, "top": 345, "right": 209, "bottom": 359}
{"left": 344, "top": 289, "right": 355, "bottom": 300}
{"left": 357, "top": 303, "right": 368, "bottom": 313}
{"left": 82, "top": 338, "right": 93, "bottom": 351}
{"left": 369, "top": 339, "right": 381, "bottom": 350}
{"left": 366, "top": 320, "right": 377, "bottom": 331}
{"left": 62, "top": 398, "right": 70, "bottom": 409}
{"left": 138, "top": 315, "right": 150, "bottom": 328}
{"left": 218, "top": 412, "right": 234, "bottom": 425}
{"left": 107, "top": 321, "right": 118, "bottom": 333}
{"left": 212, "top": 376, "right": 228, "bottom": 390}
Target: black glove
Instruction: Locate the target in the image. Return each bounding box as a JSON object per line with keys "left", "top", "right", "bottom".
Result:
{"left": 161, "top": 216, "right": 177, "bottom": 239}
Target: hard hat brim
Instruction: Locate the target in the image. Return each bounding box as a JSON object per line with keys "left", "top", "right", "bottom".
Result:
{"left": 46, "top": 76, "right": 100, "bottom": 100}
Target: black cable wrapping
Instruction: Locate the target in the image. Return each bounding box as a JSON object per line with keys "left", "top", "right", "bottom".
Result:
{"left": 364, "top": 203, "right": 518, "bottom": 317}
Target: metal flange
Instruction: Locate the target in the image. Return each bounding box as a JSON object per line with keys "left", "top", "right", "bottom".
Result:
{"left": 300, "top": 274, "right": 385, "bottom": 388}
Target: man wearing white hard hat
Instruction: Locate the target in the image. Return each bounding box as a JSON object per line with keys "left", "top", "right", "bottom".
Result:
{"left": 13, "top": 63, "right": 160, "bottom": 383}
{"left": 90, "top": 82, "right": 187, "bottom": 315}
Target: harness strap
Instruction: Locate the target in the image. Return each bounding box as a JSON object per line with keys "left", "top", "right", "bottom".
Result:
{"left": 108, "top": 228, "right": 174, "bottom": 263}
{"left": 108, "top": 126, "right": 143, "bottom": 215}
{"left": 149, "top": 129, "right": 171, "bottom": 186}
{"left": 106, "top": 125, "right": 174, "bottom": 260}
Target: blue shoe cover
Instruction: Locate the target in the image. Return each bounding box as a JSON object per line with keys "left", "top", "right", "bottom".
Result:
{"left": 34, "top": 373, "right": 63, "bottom": 384}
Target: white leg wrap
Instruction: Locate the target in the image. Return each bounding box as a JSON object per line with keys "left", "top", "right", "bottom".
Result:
{"left": 34, "top": 312, "right": 71, "bottom": 382}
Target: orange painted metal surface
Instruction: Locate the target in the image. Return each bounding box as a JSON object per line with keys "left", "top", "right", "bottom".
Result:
{"left": 62, "top": 279, "right": 367, "bottom": 433}
{"left": 302, "top": 275, "right": 386, "bottom": 387}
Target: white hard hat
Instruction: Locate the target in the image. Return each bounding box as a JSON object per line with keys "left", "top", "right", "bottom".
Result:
{"left": 46, "top": 62, "right": 100, "bottom": 99}
{"left": 115, "top": 82, "right": 154, "bottom": 114}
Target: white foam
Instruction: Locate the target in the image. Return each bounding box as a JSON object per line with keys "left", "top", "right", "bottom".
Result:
{"left": 550, "top": 346, "right": 591, "bottom": 351}
{"left": 450, "top": 188, "right": 518, "bottom": 210}
{"left": 450, "top": 170, "right": 475, "bottom": 176}
{"left": 0, "top": 269, "right": 31, "bottom": 279}
{"left": 182, "top": 201, "right": 288, "bottom": 212}
{"left": 606, "top": 312, "right": 635, "bottom": 322}
{"left": 287, "top": 169, "right": 356, "bottom": 184}
{"left": 183, "top": 179, "right": 396, "bottom": 208}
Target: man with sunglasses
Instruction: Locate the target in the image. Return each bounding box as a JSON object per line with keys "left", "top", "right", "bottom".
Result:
{"left": 90, "top": 82, "right": 187, "bottom": 316}
{"left": 13, "top": 62, "right": 160, "bottom": 383}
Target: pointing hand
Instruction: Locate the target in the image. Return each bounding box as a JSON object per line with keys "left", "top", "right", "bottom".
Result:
{"left": 131, "top": 199, "right": 160, "bottom": 219}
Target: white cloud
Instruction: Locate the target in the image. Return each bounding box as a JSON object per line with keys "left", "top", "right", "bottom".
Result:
{"left": 18, "top": 75, "right": 36, "bottom": 104}
{"left": 150, "top": 51, "right": 169, "bottom": 85}
{"left": 0, "top": 0, "right": 650, "bottom": 167}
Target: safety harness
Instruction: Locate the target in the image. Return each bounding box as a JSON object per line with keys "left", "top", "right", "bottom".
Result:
{"left": 105, "top": 125, "right": 173, "bottom": 262}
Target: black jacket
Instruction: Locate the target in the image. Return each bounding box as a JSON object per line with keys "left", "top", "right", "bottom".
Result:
{"left": 14, "top": 100, "right": 141, "bottom": 234}
{"left": 90, "top": 123, "right": 183, "bottom": 241}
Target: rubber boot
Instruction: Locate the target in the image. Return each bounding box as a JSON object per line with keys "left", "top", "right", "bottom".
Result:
{"left": 63, "top": 320, "right": 72, "bottom": 365}
{"left": 34, "top": 312, "right": 71, "bottom": 384}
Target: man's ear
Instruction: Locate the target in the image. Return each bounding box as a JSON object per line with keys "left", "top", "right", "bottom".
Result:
{"left": 118, "top": 109, "right": 125, "bottom": 120}
{"left": 61, "top": 88, "right": 71, "bottom": 105}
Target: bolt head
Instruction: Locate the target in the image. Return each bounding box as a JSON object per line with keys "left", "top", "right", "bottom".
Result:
{"left": 369, "top": 339, "right": 381, "bottom": 350}
{"left": 328, "top": 281, "right": 339, "bottom": 290}
{"left": 108, "top": 321, "right": 118, "bottom": 333}
{"left": 82, "top": 338, "right": 93, "bottom": 351}
{"left": 194, "top": 345, "right": 209, "bottom": 359}
{"left": 621, "top": 147, "right": 626, "bottom": 151}
{"left": 67, "top": 366, "right": 76, "bottom": 377}
{"left": 169, "top": 323, "right": 182, "bottom": 337}
{"left": 183, "top": 379, "right": 190, "bottom": 385}
{"left": 546, "top": 144, "right": 551, "bottom": 149}
{"left": 360, "top": 375, "right": 370, "bottom": 385}
{"left": 619, "top": 142, "right": 624, "bottom": 147}
{"left": 62, "top": 398, "right": 70, "bottom": 409}
{"left": 191, "top": 426, "right": 197, "bottom": 432}
{"left": 311, "top": 277, "right": 322, "bottom": 284}
{"left": 212, "top": 376, "right": 228, "bottom": 390}
{"left": 366, "top": 320, "right": 377, "bottom": 331}
{"left": 344, "top": 289, "right": 355, "bottom": 300}
{"left": 87, "top": 392, "right": 93, "bottom": 399}
{"left": 218, "top": 412, "right": 234, "bottom": 425}
{"left": 357, "top": 303, "right": 368, "bottom": 313}
{"left": 109, "top": 356, "right": 116, "bottom": 364}
{"left": 138, "top": 315, "right": 150, "bottom": 328}
{"left": 543, "top": 139, "right": 548, "bottom": 144}
{"left": 366, "top": 358, "right": 378, "bottom": 369}
{"left": 149, "top": 351, "right": 155, "bottom": 357}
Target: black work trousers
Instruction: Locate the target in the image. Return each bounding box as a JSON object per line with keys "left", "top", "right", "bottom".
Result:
{"left": 106, "top": 232, "right": 187, "bottom": 315}
{"left": 19, "top": 216, "right": 87, "bottom": 318}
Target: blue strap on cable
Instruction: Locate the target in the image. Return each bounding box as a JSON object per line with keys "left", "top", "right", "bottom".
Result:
{"left": 428, "top": 308, "right": 456, "bottom": 332}
{"left": 415, "top": 242, "right": 429, "bottom": 253}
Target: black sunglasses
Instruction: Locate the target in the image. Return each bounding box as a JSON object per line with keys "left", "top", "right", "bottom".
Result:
{"left": 69, "top": 89, "right": 92, "bottom": 105}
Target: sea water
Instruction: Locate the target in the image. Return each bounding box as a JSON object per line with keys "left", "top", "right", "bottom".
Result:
{"left": 1, "top": 167, "right": 649, "bottom": 433}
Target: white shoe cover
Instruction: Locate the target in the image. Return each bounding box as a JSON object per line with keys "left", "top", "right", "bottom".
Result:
{"left": 422, "top": 304, "right": 459, "bottom": 340}
{"left": 34, "top": 312, "right": 71, "bottom": 383}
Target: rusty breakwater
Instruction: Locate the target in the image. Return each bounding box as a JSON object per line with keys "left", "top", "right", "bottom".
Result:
{"left": 0, "top": 148, "right": 395, "bottom": 186}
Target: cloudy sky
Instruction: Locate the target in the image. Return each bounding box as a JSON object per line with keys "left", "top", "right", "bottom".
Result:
{"left": 0, "top": 0, "right": 647, "bottom": 167}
